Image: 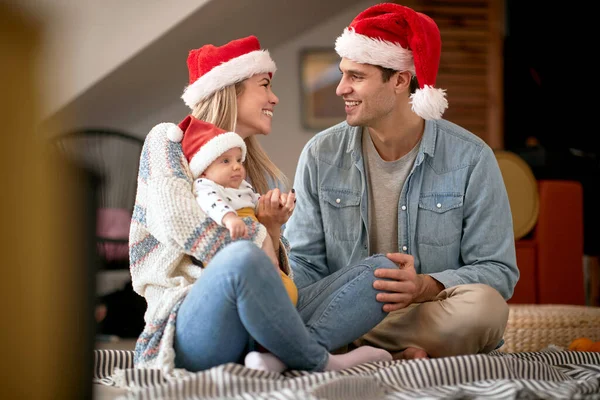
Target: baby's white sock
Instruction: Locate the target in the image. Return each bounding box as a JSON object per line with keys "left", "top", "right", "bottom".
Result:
{"left": 244, "top": 351, "right": 287, "bottom": 373}
{"left": 324, "top": 346, "right": 392, "bottom": 371}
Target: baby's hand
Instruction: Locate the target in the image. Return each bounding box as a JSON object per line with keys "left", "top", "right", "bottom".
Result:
{"left": 222, "top": 213, "right": 247, "bottom": 240}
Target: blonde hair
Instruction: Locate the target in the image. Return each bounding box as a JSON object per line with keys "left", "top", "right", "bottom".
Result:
{"left": 191, "top": 82, "right": 288, "bottom": 194}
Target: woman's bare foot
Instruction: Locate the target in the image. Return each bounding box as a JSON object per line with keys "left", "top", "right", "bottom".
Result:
{"left": 392, "top": 347, "right": 428, "bottom": 360}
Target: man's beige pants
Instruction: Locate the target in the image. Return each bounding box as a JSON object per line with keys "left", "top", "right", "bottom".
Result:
{"left": 353, "top": 283, "right": 509, "bottom": 358}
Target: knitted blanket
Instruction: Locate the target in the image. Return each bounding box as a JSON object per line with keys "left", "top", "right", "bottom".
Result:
{"left": 129, "top": 122, "right": 269, "bottom": 374}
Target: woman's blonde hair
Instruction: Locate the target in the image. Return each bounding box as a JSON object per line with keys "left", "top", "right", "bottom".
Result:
{"left": 191, "top": 82, "right": 288, "bottom": 194}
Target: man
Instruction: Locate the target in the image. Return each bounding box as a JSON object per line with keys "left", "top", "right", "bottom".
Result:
{"left": 284, "top": 3, "right": 519, "bottom": 360}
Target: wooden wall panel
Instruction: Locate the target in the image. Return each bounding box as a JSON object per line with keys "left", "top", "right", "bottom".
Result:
{"left": 393, "top": 0, "right": 505, "bottom": 149}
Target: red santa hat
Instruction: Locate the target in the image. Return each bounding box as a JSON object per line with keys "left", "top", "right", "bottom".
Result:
{"left": 335, "top": 3, "right": 448, "bottom": 120}
{"left": 181, "top": 35, "right": 277, "bottom": 109}
{"left": 167, "top": 115, "right": 247, "bottom": 179}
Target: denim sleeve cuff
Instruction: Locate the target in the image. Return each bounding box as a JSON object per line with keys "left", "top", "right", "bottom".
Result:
{"left": 427, "top": 270, "right": 465, "bottom": 290}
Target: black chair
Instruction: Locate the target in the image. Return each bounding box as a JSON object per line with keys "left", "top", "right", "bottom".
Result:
{"left": 51, "top": 128, "right": 146, "bottom": 338}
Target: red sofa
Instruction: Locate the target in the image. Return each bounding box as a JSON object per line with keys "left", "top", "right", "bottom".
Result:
{"left": 509, "top": 180, "right": 585, "bottom": 305}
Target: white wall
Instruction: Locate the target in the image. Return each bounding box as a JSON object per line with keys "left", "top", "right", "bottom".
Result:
{"left": 124, "top": 0, "right": 379, "bottom": 183}
{"left": 263, "top": 0, "right": 379, "bottom": 182}
{"left": 12, "top": 0, "right": 378, "bottom": 182}
{"left": 12, "top": 0, "right": 208, "bottom": 118}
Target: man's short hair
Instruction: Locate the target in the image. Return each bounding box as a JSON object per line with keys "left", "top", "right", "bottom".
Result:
{"left": 377, "top": 66, "right": 419, "bottom": 94}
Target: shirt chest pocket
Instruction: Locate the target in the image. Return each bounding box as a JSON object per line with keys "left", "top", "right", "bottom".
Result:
{"left": 417, "top": 193, "right": 464, "bottom": 246}
{"left": 320, "top": 188, "right": 361, "bottom": 242}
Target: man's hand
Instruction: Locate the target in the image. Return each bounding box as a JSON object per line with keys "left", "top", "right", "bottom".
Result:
{"left": 373, "top": 253, "right": 444, "bottom": 312}
{"left": 373, "top": 253, "right": 419, "bottom": 312}
{"left": 222, "top": 213, "right": 247, "bottom": 240}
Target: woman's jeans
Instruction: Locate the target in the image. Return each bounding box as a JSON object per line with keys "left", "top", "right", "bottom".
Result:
{"left": 174, "top": 241, "right": 396, "bottom": 372}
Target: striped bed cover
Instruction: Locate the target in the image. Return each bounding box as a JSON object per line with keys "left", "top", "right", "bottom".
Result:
{"left": 94, "top": 349, "right": 600, "bottom": 399}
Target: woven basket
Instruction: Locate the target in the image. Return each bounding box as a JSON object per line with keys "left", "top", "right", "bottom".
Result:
{"left": 500, "top": 304, "right": 600, "bottom": 353}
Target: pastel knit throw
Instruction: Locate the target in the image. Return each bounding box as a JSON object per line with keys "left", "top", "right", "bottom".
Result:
{"left": 128, "top": 123, "right": 289, "bottom": 376}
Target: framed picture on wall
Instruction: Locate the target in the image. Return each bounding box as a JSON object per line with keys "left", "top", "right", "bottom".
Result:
{"left": 299, "top": 48, "right": 345, "bottom": 130}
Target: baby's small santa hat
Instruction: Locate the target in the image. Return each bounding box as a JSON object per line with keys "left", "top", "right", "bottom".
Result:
{"left": 167, "top": 115, "right": 246, "bottom": 179}
{"left": 182, "top": 35, "right": 277, "bottom": 109}
{"left": 335, "top": 3, "right": 448, "bottom": 120}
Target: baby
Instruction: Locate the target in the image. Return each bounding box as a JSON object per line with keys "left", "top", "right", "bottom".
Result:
{"left": 172, "top": 115, "right": 297, "bottom": 305}
{"left": 192, "top": 147, "right": 282, "bottom": 269}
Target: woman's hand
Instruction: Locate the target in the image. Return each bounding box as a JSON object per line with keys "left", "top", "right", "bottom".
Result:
{"left": 256, "top": 188, "right": 296, "bottom": 235}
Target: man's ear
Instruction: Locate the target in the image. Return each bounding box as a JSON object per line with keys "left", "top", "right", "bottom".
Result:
{"left": 394, "top": 71, "right": 412, "bottom": 94}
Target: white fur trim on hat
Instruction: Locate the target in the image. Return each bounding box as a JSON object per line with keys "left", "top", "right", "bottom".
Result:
{"left": 188, "top": 131, "right": 247, "bottom": 178}
{"left": 166, "top": 125, "right": 184, "bottom": 142}
{"left": 410, "top": 85, "right": 448, "bottom": 120}
{"left": 181, "top": 50, "right": 276, "bottom": 109}
{"left": 335, "top": 28, "right": 415, "bottom": 74}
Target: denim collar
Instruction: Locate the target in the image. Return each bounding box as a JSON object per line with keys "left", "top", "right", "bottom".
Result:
{"left": 421, "top": 120, "right": 437, "bottom": 158}
{"left": 346, "top": 120, "right": 438, "bottom": 162}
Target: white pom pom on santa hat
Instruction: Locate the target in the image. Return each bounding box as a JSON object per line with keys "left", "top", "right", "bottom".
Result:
{"left": 410, "top": 85, "right": 448, "bottom": 120}
{"left": 167, "top": 125, "right": 184, "bottom": 142}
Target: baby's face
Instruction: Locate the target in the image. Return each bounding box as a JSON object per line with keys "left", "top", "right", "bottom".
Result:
{"left": 201, "top": 147, "right": 246, "bottom": 188}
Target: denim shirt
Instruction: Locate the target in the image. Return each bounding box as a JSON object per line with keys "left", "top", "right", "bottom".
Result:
{"left": 284, "top": 120, "right": 519, "bottom": 300}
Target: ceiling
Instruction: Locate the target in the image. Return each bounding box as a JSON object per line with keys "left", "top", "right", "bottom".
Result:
{"left": 42, "top": 0, "right": 366, "bottom": 137}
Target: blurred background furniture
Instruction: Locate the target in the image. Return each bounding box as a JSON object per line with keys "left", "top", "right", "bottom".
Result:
{"left": 496, "top": 151, "right": 586, "bottom": 305}
{"left": 51, "top": 128, "right": 146, "bottom": 338}
{"left": 501, "top": 304, "right": 600, "bottom": 353}
{"left": 512, "top": 180, "right": 585, "bottom": 305}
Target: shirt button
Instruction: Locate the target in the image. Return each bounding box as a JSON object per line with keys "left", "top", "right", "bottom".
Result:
{"left": 336, "top": 198, "right": 341, "bottom": 204}
{"left": 436, "top": 203, "right": 442, "bottom": 208}
{"left": 402, "top": 246, "right": 408, "bottom": 251}
{"left": 401, "top": 205, "right": 406, "bottom": 211}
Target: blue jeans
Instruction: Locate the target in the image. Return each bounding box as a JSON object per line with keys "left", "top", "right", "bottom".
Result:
{"left": 174, "top": 241, "right": 396, "bottom": 372}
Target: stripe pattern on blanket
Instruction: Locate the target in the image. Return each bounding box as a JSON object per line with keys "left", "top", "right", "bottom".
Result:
{"left": 93, "top": 349, "right": 600, "bottom": 399}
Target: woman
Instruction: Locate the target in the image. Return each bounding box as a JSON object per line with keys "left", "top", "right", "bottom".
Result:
{"left": 129, "top": 35, "right": 396, "bottom": 375}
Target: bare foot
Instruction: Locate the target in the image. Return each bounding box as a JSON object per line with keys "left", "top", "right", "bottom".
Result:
{"left": 392, "top": 347, "right": 428, "bottom": 360}
{"left": 325, "top": 346, "right": 392, "bottom": 371}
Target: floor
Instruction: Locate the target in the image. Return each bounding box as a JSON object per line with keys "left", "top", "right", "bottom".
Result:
{"left": 93, "top": 338, "right": 137, "bottom": 400}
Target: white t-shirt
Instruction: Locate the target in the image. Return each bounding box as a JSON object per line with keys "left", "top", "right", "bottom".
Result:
{"left": 193, "top": 178, "right": 260, "bottom": 225}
